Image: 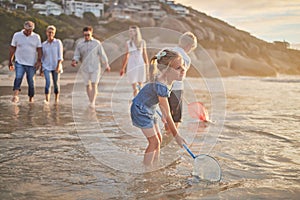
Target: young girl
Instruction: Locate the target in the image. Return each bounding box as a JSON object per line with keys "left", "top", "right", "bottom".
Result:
{"left": 130, "top": 49, "right": 187, "bottom": 166}
{"left": 120, "top": 25, "right": 149, "bottom": 97}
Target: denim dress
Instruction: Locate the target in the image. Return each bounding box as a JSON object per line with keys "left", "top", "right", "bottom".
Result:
{"left": 131, "top": 82, "right": 170, "bottom": 129}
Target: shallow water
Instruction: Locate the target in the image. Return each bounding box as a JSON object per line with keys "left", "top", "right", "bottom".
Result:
{"left": 0, "top": 73, "right": 299, "bottom": 199}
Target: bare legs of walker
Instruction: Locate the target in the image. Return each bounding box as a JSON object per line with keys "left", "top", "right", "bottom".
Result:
{"left": 86, "top": 82, "right": 97, "bottom": 108}
{"left": 44, "top": 92, "right": 59, "bottom": 104}
{"left": 142, "top": 124, "right": 162, "bottom": 167}
{"left": 45, "top": 93, "right": 50, "bottom": 104}
{"left": 44, "top": 70, "right": 60, "bottom": 104}
{"left": 55, "top": 93, "right": 59, "bottom": 104}
{"left": 11, "top": 90, "right": 20, "bottom": 103}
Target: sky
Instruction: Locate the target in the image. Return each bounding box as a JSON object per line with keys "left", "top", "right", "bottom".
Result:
{"left": 176, "top": 0, "right": 300, "bottom": 49}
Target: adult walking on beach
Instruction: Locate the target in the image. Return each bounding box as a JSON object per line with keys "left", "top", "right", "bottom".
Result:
{"left": 71, "top": 26, "right": 110, "bottom": 108}
{"left": 41, "top": 25, "right": 63, "bottom": 104}
{"left": 166, "top": 32, "right": 197, "bottom": 130}
{"left": 120, "top": 25, "right": 149, "bottom": 97}
{"left": 8, "top": 21, "right": 42, "bottom": 103}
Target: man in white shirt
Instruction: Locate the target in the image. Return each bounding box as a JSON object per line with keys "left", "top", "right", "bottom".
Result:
{"left": 8, "top": 21, "right": 42, "bottom": 103}
{"left": 72, "top": 26, "right": 110, "bottom": 108}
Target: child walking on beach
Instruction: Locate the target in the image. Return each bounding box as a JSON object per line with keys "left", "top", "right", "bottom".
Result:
{"left": 167, "top": 32, "right": 197, "bottom": 130}
{"left": 130, "top": 49, "right": 187, "bottom": 166}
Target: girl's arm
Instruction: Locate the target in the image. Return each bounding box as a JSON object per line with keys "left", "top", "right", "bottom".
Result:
{"left": 158, "top": 96, "right": 186, "bottom": 146}
{"left": 142, "top": 41, "right": 149, "bottom": 66}
{"left": 142, "top": 41, "right": 150, "bottom": 79}
{"left": 120, "top": 45, "right": 129, "bottom": 76}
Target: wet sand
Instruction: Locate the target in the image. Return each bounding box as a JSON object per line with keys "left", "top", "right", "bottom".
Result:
{"left": 0, "top": 72, "right": 299, "bottom": 199}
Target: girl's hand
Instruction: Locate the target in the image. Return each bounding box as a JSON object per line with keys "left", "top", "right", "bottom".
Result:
{"left": 106, "top": 65, "right": 111, "bottom": 72}
{"left": 174, "top": 134, "right": 187, "bottom": 147}
{"left": 120, "top": 69, "right": 125, "bottom": 76}
{"left": 161, "top": 114, "right": 167, "bottom": 124}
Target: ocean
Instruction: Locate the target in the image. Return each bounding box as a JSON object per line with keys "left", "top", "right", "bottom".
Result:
{"left": 0, "top": 73, "right": 299, "bottom": 199}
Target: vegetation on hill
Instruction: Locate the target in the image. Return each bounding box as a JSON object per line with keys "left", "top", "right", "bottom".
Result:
{"left": 1, "top": 2, "right": 299, "bottom": 76}
{"left": 0, "top": 7, "right": 100, "bottom": 62}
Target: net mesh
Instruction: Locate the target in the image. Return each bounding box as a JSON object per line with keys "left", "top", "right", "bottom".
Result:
{"left": 192, "top": 154, "right": 221, "bottom": 182}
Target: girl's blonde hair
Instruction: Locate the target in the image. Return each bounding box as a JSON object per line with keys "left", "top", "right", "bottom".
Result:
{"left": 149, "top": 49, "right": 181, "bottom": 82}
{"left": 179, "top": 32, "right": 197, "bottom": 50}
{"left": 129, "top": 25, "right": 143, "bottom": 51}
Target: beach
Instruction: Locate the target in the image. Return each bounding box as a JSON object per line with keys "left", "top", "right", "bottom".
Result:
{"left": 0, "top": 72, "right": 299, "bottom": 199}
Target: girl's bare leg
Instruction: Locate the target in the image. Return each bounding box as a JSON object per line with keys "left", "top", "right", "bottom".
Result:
{"left": 153, "top": 123, "right": 162, "bottom": 164}
{"left": 132, "top": 83, "right": 138, "bottom": 97}
{"left": 142, "top": 128, "right": 161, "bottom": 166}
{"left": 137, "top": 82, "right": 143, "bottom": 90}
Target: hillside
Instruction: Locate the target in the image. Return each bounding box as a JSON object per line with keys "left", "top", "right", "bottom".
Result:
{"left": 155, "top": 5, "right": 300, "bottom": 76}
{"left": 0, "top": 3, "right": 300, "bottom": 77}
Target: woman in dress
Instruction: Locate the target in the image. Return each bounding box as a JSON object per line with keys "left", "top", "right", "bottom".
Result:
{"left": 120, "top": 26, "right": 149, "bottom": 97}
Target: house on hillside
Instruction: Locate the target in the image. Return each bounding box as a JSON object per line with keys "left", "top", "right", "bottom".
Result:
{"left": 33, "top": 1, "right": 62, "bottom": 16}
{"left": 108, "top": 0, "right": 166, "bottom": 21}
{"left": 11, "top": 3, "right": 26, "bottom": 11}
{"left": 0, "top": 0, "right": 27, "bottom": 11}
{"left": 169, "top": 4, "right": 189, "bottom": 16}
{"left": 273, "top": 41, "right": 290, "bottom": 49}
{"left": 62, "top": 0, "right": 104, "bottom": 18}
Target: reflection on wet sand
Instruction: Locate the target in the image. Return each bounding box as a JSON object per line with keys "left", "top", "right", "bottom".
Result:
{"left": 0, "top": 74, "right": 300, "bottom": 199}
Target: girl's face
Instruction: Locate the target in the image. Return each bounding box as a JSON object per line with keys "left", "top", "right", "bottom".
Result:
{"left": 129, "top": 28, "right": 137, "bottom": 38}
{"left": 168, "top": 57, "right": 186, "bottom": 81}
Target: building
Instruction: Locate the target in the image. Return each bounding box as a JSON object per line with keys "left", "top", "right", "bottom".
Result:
{"left": 33, "top": 1, "right": 62, "bottom": 16}
{"left": 62, "top": 0, "right": 104, "bottom": 18}
{"left": 169, "top": 4, "right": 189, "bottom": 16}
{"left": 0, "top": 0, "right": 27, "bottom": 11}
{"left": 109, "top": 0, "right": 166, "bottom": 21}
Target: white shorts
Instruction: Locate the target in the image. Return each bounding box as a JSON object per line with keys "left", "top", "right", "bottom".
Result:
{"left": 81, "top": 70, "right": 100, "bottom": 85}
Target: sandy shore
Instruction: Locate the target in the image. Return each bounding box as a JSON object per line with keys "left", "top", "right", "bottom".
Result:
{"left": 0, "top": 72, "right": 78, "bottom": 97}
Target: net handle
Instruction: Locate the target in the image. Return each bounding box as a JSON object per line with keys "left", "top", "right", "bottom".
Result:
{"left": 183, "top": 144, "right": 196, "bottom": 159}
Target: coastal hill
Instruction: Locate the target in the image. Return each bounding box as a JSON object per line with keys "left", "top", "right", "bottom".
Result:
{"left": 0, "top": 1, "right": 299, "bottom": 77}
